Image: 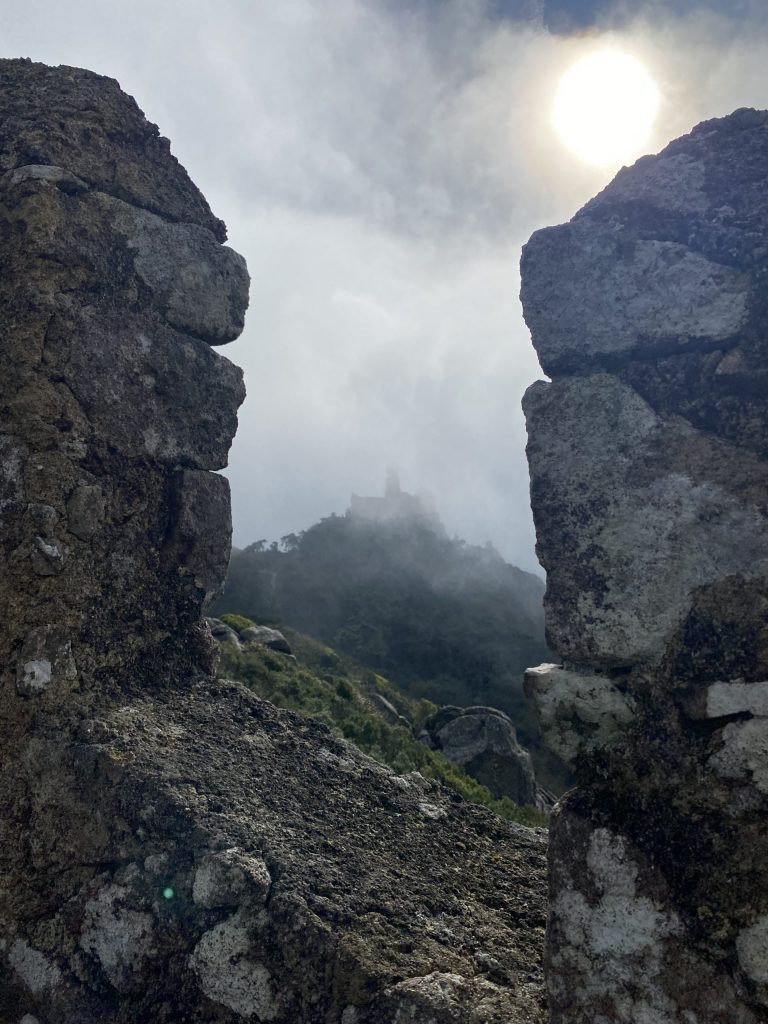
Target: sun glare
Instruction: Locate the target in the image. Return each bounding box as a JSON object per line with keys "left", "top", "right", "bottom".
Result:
{"left": 552, "top": 50, "right": 660, "bottom": 168}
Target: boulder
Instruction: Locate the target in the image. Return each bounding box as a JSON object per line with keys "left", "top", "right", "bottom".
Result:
{"left": 239, "top": 625, "right": 293, "bottom": 654}
{"left": 420, "top": 705, "right": 539, "bottom": 807}
{"left": 521, "top": 109, "right": 768, "bottom": 1021}
{"left": 205, "top": 617, "right": 242, "bottom": 648}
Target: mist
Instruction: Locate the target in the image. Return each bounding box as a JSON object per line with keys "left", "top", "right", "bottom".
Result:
{"left": 4, "top": 0, "right": 768, "bottom": 572}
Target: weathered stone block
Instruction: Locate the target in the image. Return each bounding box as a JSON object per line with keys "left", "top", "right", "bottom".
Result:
{"left": 15, "top": 624, "right": 77, "bottom": 698}
{"left": 685, "top": 679, "right": 768, "bottom": 719}
{"left": 419, "top": 705, "right": 539, "bottom": 806}
{"left": 522, "top": 221, "right": 750, "bottom": 373}
{"left": 522, "top": 108, "right": 768, "bottom": 1023}
{"left": 0, "top": 58, "right": 226, "bottom": 237}
{"left": 524, "top": 664, "right": 636, "bottom": 768}
{"left": 113, "top": 200, "right": 250, "bottom": 344}
{"left": 546, "top": 804, "right": 759, "bottom": 1024}
{"left": 192, "top": 848, "right": 271, "bottom": 909}
{"left": 524, "top": 373, "right": 768, "bottom": 667}
{"left": 173, "top": 469, "right": 233, "bottom": 603}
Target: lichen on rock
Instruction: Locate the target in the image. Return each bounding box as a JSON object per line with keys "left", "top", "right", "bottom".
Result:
{"left": 522, "top": 108, "right": 768, "bottom": 1022}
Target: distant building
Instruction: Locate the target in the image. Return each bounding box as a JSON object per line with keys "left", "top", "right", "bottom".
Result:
{"left": 349, "top": 469, "right": 444, "bottom": 531}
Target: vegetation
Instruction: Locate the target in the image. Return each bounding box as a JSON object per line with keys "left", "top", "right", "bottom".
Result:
{"left": 214, "top": 514, "right": 549, "bottom": 718}
{"left": 216, "top": 624, "right": 548, "bottom": 828}
{"left": 219, "top": 612, "right": 257, "bottom": 633}
{"left": 213, "top": 512, "right": 569, "bottom": 793}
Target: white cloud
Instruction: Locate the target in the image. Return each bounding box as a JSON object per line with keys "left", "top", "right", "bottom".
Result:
{"left": 3, "top": 0, "right": 768, "bottom": 571}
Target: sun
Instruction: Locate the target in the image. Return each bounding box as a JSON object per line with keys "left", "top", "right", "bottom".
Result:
{"left": 552, "top": 50, "right": 660, "bottom": 168}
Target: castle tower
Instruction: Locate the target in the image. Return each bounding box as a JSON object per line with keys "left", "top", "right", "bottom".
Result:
{"left": 385, "top": 466, "right": 401, "bottom": 497}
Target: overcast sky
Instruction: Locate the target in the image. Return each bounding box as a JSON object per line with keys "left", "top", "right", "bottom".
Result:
{"left": 4, "top": 0, "right": 768, "bottom": 571}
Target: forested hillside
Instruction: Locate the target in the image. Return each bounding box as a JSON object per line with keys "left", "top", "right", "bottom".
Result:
{"left": 214, "top": 513, "right": 551, "bottom": 738}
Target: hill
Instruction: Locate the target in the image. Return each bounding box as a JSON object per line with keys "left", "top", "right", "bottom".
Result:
{"left": 215, "top": 514, "right": 547, "bottom": 705}
{"left": 213, "top": 503, "right": 561, "bottom": 788}
{"left": 212, "top": 615, "right": 548, "bottom": 827}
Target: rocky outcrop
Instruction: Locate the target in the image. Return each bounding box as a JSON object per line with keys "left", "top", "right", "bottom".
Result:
{"left": 0, "top": 60, "right": 548, "bottom": 1023}
{"left": 205, "top": 618, "right": 294, "bottom": 655}
{"left": 521, "top": 108, "right": 768, "bottom": 1022}
{"left": 240, "top": 624, "right": 293, "bottom": 654}
{"left": 207, "top": 617, "right": 244, "bottom": 648}
{"left": 420, "top": 706, "right": 540, "bottom": 808}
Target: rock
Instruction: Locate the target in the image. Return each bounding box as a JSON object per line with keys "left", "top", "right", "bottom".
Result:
{"left": 524, "top": 664, "right": 636, "bottom": 769}
{"left": 709, "top": 718, "right": 768, "bottom": 794}
{"left": 172, "top": 470, "right": 233, "bottom": 606}
{"left": 371, "top": 692, "right": 399, "bottom": 719}
{"left": 523, "top": 108, "right": 768, "bottom": 460}
{"left": 374, "top": 969, "right": 544, "bottom": 1024}
{"left": 0, "top": 60, "right": 548, "bottom": 1024}
{"left": 684, "top": 679, "right": 768, "bottom": 719}
{"left": 115, "top": 202, "right": 249, "bottom": 344}
{"left": 66, "top": 484, "right": 104, "bottom": 541}
{"left": 521, "top": 219, "right": 750, "bottom": 374}
{"left": 7, "top": 939, "right": 63, "bottom": 997}
{"left": 79, "top": 883, "right": 156, "bottom": 992}
{"left": 192, "top": 848, "right": 272, "bottom": 909}
{"left": 420, "top": 705, "right": 538, "bottom": 807}
{"left": 521, "top": 109, "right": 768, "bottom": 1021}
{"left": 370, "top": 692, "right": 410, "bottom": 728}
{"left": 523, "top": 372, "right": 768, "bottom": 669}
{"left": 0, "top": 58, "right": 226, "bottom": 236}
{"left": 188, "top": 908, "right": 278, "bottom": 1020}
{"left": 239, "top": 625, "right": 293, "bottom": 654}
{"left": 205, "top": 617, "right": 242, "bottom": 647}
{"left": 546, "top": 804, "right": 759, "bottom": 1024}
{"left": 2, "top": 682, "right": 549, "bottom": 1023}
{"left": 0, "top": 57, "right": 248, "bottom": 702}
{"left": 15, "top": 624, "right": 77, "bottom": 698}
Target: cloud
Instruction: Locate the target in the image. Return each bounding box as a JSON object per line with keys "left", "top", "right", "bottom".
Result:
{"left": 3, "top": 0, "right": 768, "bottom": 572}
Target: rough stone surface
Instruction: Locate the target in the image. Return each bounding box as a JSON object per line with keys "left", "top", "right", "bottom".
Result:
{"left": 546, "top": 806, "right": 758, "bottom": 1024}
{"left": 686, "top": 679, "right": 768, "bottom": 719}
{"left": 0, "top": 59, "right": 226, "bottom": 236}
{"left": 239, "top": 624, "right": 293, "bottom": 654}
{"left": 206, "top": 617, "right": 243, "bottom": 648}
{"left": 192, "top": 848, "right": 272, "bottom": 909}
{"left": 419, "top": 705, "right": 539, "bottom": 807}
{"left": 523, "top": 373, "right": 768, "bottom": 669}
{"left": 523, "top": 665, "right": 636, "bottom": 770}
{"left": 522, "top": 109, "right": 768, "bottom": 1022}
{"left": 1, "top": 682, "right": 549, "bottom": 1023}
{"left": 0, "top": 60, "right": 548, "bottom": 1024}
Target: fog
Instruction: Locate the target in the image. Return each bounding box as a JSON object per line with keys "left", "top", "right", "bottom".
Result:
{"left": 4, "top": 0, "right": 768, "bottom": 571}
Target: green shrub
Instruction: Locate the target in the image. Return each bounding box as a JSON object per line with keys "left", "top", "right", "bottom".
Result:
{"left": 335, "top": 678, "right": 355, "bottom": 701}
{"left": 219, "top": 613, "right": 255, "bottom": 633}
{"left": 413, "top": 698, "right": 439, "bottom": 729}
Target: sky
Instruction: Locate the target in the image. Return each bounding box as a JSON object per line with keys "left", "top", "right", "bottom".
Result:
{"left": 4, "top": 0, "right": 768, "bottom": 572}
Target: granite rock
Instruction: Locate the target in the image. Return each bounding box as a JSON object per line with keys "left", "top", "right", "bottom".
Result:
{"left": 523, "top": 373, "right": 768, "bottom": 669}
{"left": 522, "top": 109, "right": 768, "bottom": 1022}
{"left": 239, "top": 625, "right": 293, "bottom": 654}
{"left": 420, "top": 705, "right": 539, "bottom": 807}
{"left": 1, "top": 681, "right": 549, "bottom": 1023}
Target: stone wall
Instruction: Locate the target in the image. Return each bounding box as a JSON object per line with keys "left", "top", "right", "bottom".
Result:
{"left": 522, "top": 109, "right": 768, "bottom": 1022}
{"left": 0, "top": 58, "right": 248, "bottom": 708}
{"left": 0, "top": 60, "right": 549, "bottom": 1024}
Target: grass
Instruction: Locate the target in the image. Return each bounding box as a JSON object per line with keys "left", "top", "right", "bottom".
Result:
{"left": 216, "top": 623, "right": 548, "bottom": 828}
